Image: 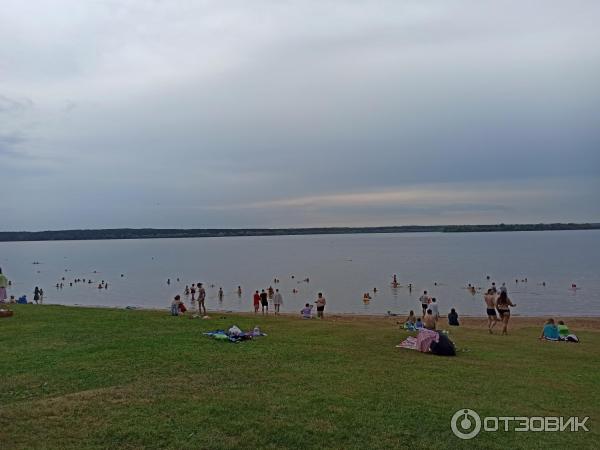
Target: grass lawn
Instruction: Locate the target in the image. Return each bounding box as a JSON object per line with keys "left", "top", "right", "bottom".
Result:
{"left": 1, "top": 305, "right": 599, "bottom": 449}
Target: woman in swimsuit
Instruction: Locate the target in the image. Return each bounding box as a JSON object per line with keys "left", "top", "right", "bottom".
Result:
{"left": 496, "top": 291, "right": 516, "bottom": 335}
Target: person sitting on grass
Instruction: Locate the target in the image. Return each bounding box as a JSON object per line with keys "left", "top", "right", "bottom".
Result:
{"left": 301, "top": 303, "right": 313, "bottom": 319}
{"left": 405, "top": 310, "right": 416, "bottom": 325}
{"left": 415, "top": 317, "right": 423, "bottom": 329}
{"left": 539, "top": 318, "right": 560, "bottom": 340}
{"left": 557, "top": 320, "right": 570, "bottom": 339}
{"left": 448, "top": 308, "right": 459, "bottom": 326}
{"left": 423, "top": 309, "right": 436, "bottom": 330}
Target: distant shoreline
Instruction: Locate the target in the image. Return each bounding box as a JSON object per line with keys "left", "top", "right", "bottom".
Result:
{"left": 1, "top": 222, "right": 599, "bottom": 242}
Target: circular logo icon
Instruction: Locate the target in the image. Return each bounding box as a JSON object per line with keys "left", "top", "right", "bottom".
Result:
{"left": 451, "top": 409, "right": 481, "bottom": 440}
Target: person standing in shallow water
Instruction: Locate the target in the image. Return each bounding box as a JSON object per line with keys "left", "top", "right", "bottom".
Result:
{"left": 315, "top": 292, "right": 326, "bottom": 319}
{"left": 197, "top": 283, "right": 206, "bottom": 316}
{"left": 253, "top": 290, "right": 261, "bottom": 313}
{"left": 273, "top": 289, "right": 283, "bottom": 315}
{"left": 0, "top": 268, "right": 8, "bottom": 304}
{"left": 260, "top": 289, "right": 269, "bottom": 314}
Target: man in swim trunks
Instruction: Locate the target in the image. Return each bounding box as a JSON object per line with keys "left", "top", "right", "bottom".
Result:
{"left": 260, "top": 289, "right": 269, "bottom": 314}
{"left": 197, "top": 283, "right": 206, "bottom": 315}
{"left": 484, "top": 288, "right": 499, "bottom": 333}
{"left": 419, "top": 291, "right": 430, "bottom": 317}
{"left": 315, "top": 292, "right": 326, "bottom": 318}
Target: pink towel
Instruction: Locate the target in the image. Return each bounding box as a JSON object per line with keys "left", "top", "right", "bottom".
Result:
{"left": 396, "top": 336, "right": 417, "bottom": 350}
{"left": 416, "top": 328, "right": 439, "bottom": 352}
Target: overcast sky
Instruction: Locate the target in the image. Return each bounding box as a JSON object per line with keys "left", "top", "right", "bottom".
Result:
{"left": 2, "top": 0, "right": 599, "bottom": 231}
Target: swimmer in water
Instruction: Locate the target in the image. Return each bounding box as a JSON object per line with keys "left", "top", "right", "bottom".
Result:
{"left": 237, "top": 286, "right": 242, "bottom": 296}
{"left": 218, "top": 287, "right": 224, "bottom": 300}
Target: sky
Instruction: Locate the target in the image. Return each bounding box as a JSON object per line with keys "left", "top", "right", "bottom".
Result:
{"left": 1, "top": 0, "right": 599, "bottom": 231}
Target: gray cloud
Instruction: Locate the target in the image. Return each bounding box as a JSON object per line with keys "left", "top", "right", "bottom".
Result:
{"left": 1, "top": 1, "right": 599, "bottom": 230}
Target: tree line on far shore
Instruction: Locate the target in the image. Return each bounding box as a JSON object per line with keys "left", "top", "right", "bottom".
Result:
{"left": 1, "top": 223, "right": 599, "bottom": 242}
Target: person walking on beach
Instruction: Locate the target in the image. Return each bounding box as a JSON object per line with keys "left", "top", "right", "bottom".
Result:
{"left": 0, "top": 268, "right": 8, "bottom": 304}
{"left": 260, "top": 289, "right": 269, "bottom": 314}
{"left": 315, "top": 292, "right": 326, "bottom": 319}
{"left": 33, "top": 286, "right": 40, "bottom": 304}
{"left": 253, "top": 290, "right": 261, "bottom": 313}
{"left": 197, "top": 283, "right": 206, "bottom": 316}
{"left": 273, "top": 289, "right": 283, "bottom": 315}
{"left": 484, "top": 289, "right": 499, "bottom": 333}
{"left": 496, "top": 290, "right": 516, "bottom": 335}
{"left": 419, "top": 291, "right": 430, "bottom": 317}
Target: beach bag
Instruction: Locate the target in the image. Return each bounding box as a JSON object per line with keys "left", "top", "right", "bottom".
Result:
{"left": 429, "top": 332, "right": 456, "bottom": 356}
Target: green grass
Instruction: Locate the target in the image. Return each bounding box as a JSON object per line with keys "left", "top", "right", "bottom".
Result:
{"left": 1, "top": 305, "right": 598, "bottom": 449}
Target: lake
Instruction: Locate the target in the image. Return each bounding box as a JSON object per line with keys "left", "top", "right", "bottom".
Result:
{"left": 1, "top": 230, "right": 599, "bottom": 317}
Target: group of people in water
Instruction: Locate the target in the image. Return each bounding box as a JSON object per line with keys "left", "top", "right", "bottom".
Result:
{"left": 172, "top": 278, "right": 328, "bottom": 319}
{"left": 0, "top": 264, "right": 585, "bottom": 342}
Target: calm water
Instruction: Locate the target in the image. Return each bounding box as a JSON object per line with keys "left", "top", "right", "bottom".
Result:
{"left": 1, "top": 231, "right": 599, "bottom": 317}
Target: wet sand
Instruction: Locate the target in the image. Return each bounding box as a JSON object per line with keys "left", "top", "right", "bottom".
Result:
{"left": 207, "top": 310, "right": 600, "bottom": 331}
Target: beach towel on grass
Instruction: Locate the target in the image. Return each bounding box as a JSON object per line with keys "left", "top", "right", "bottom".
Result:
{"left": 398, "top": 330, "right": 456, "bottom": 356}
{"left": 396, "top": 336, "right": 417, "bottom": 350}
{"left": 203, "top": 328, "right": 267, "bottom": 343}
{"left": 416, "top": 329, "right": 439, "bottom": 352}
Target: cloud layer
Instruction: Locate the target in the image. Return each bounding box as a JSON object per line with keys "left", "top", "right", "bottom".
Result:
{"left": 2, "top": 1, "right": 599, "bottom": 230}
